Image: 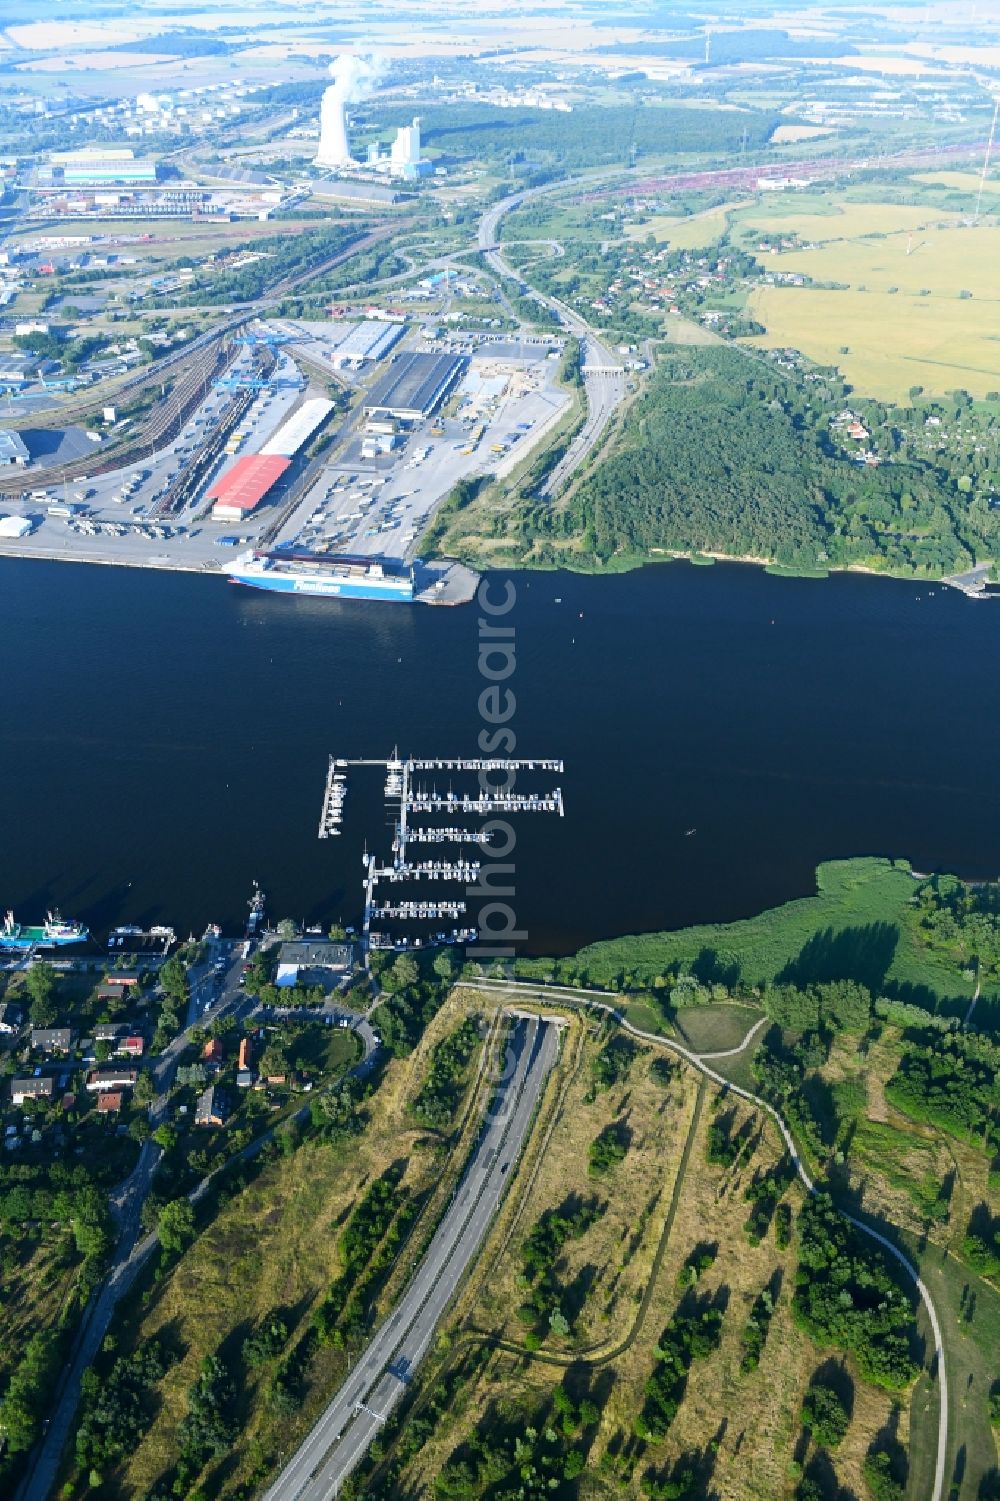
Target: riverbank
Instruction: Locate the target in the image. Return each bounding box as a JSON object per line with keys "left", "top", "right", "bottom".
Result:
{"left": 514, "top": 855, "right": 997, "bottom": 1024}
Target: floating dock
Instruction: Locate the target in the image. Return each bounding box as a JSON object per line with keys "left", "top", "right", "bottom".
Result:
{"left": 320, "top": 753, "right": 565, "bottom": 955}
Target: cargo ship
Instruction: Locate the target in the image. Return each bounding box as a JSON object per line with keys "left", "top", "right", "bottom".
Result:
{"left": 1, "top": 910, "right": 89, "bottom": 951}
{"left": 227, "top": 550, "right": 414, "bottom": 602}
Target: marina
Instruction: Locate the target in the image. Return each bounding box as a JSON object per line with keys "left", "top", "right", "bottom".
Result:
{"left": 317, "top": 753, "right": 567, "bottom": 954}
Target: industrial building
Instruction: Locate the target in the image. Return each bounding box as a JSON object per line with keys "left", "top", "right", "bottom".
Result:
{"left": 208, "top": 454, "right": 291, "bottom": 521}
{"left": 45, "top": 149, "right": 157, "bottom": 186}
{"left": 260, "top": 397, "right": 335, "bottom": 458}
{"left": 312, "top": 179, "right": 404, "bottom": 207}
{"left": 0, "top": 430, "right": 30, "bottom": 466}
{"left": 363, "top": 351, "right": 465, "bottom": 422}
{"left": 327, "top": 319, "right": 406, "bottom": 369}
{"left": 0, "top": 515, "right": 32, "bottom": 538}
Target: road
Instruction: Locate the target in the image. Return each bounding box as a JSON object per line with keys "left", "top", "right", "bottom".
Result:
{"left": 478, "top": 183, "right": 627, "bottom": 497}
{"left": 461, "top": 977, "right": 949, "bottom": 1501}
{"left": 261, "top": 1014, "right": 559, "bottom": 1501}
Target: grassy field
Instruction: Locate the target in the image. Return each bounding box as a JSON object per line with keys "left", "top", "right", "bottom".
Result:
{"left": 385, "top": 1024, "right": 905, "bottom": 1501}
{"left": 520, "top": 857, "right": 975, "bottom": 1016}
{"left": 626, "top": 203, "right": 744, "bottom": 251}
{"left": 65, "top": 992, "right": 489, "bottom": 1499}
{"left": 670, "top": 1001, "right": 764, "bottom": 1053}
{"left": 733, "top": 194, "right": 1000, "bottom": 399}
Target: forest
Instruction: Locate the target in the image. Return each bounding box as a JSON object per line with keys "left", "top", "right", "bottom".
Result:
{"left": 549, "top": 347, "right": 977, "bottom": 575}
{"left": 385, "top": 103, "right": 777, "bottom": 171}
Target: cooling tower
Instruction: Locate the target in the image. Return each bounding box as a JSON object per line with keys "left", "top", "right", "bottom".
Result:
{"left": 316, "top": 86, "right": 355, "bottom": 167}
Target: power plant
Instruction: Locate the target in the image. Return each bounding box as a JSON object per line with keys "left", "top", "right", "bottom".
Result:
{"left": 315, "top": 54, "right": 433, "bottom": 180}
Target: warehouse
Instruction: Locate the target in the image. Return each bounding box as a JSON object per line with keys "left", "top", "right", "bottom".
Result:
{"left": 362, "top": 351, "right": 465, "bottom": 422}
{"left": 329, "top": 320, "right": 406, "bottom": 369}
{"left": 0, "top": 430, "right": 30, "bottom": 466}
{"left": 207, "top": 454, "right": 290, "bottom": 521}
{"left": 260, "top": 397, "right": 335, "bottom": 458}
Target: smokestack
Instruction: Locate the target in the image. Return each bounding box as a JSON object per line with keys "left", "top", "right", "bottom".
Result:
{"left": 315, "top": 52, "right": 384, "bottom": 170}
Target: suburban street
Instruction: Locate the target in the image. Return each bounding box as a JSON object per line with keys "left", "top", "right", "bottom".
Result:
{"left": 261, "top": 1014, "right": 559, "bottom": 1501}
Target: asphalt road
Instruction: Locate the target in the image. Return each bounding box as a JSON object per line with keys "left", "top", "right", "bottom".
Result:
{"left": 261, "top": 1014, "right": 558, "bottom": 1501}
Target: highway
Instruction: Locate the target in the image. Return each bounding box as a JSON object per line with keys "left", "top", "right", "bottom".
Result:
{"left": 261, "top": 1014, "right": 559, "bottom": 1501}
{"left": 478, "top": 183, "right": 627, "bottom": 497}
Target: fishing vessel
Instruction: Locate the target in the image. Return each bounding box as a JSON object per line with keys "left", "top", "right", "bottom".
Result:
{"left": 227, "top": 550, "right": 414, "bottom": 602}
{"left": 1, "top": 910, "right": 89, "bottom": 951}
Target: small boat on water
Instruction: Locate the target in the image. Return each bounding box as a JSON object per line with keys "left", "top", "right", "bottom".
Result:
{"left": 1, "top": 910, "right": 89, "bottom": 951}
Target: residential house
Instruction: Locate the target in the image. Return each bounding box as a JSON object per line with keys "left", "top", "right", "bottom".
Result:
{"left": 30, "top": 1027, "right": 73, "bottom": 1053}
{"left": 194, "top": 1084, "right": 230, "bottom": 1127}
{"left": 85, "top": 1065, "right": 139, "bottom": 1093}
{"left": 97, "top": 1090, "right": 124, "bottom": 1114}
{"left": 94, "top": 1022, "right": 127, "bottom": 1044}
{"left": 117, "top": 1035, "right": 145, "bottom": 1058}
{"left": 202, "top": 1038, "right": 224, "bottom": 1063}
{"left": 12, "top": 1076, "right": 55, "bottom": 1105}
{"left": 0, "top": 1002, "right": 22, "bottom": 1034}
{"left": 238, "top": 1036, "right": 252, "bottom": 1071}
{"left": 236, "top": 1068, "right": 254, "bottom": 1089}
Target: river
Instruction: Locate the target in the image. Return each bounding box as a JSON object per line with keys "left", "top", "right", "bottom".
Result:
{"left": 2, "top": 557, "right": 999, "bottom": 953}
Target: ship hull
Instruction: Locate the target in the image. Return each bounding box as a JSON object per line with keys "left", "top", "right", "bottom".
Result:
{"left": 229, "top": 571, "right": 413, "bottom": 602}
{"left": 0, "top": 929, "right": 88, "bottom": 951}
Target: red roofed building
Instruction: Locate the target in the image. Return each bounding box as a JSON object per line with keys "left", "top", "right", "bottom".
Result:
{"left": 203, "top": 1038, "right": 224, "bottom": 1063}
{"left": 97, "top": 1091, "right": 124, "bottom": 1113}
{"left": 207, "top": 455, "right": 291, "bottom": 522}
{"left": 119, "top": 1036, "right": 145, "bottom": 1057}
{"left": 238, "top": 1036, "right": 252, "bottom": 1070}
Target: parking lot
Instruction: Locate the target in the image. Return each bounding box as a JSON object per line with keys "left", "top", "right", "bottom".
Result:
{"left": 0, "top": 335, "right": 569, "bottom": 576}
{"left": 271, "top": 347, "right": 570, "bottom": 562}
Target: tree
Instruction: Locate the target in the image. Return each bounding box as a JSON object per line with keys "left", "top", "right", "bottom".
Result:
{"left": 801, "top": 1379, "right": 850, "bottom": 1447}
{"left": 276, "top": 918, "right": 299, "bottom": 940}
{"left": 158, "top": 1198, "right": 196, "bottom": 1254}
{"left": 133, "top": 1069, "right": 155, "bottom": 1107}
{"left": 260, "top": 1040, "right": 291, "bottom": 1078}
{"left": 327, "top": 921, "right": 347, "bottom": 940}
{"left": 159, "top": 955, "right": 187, "bottom": 999}
{"left": 153, "top": 1123, "right": 178, "bottom": 1152}
{"left": 432, "top": 951, "right": 456, "bottom": 982}
{"left": 390, "top": 954, "right": 419, "bottom": 990}
{"left": 26, "top": 961, "right": 57, "bottom": 1025}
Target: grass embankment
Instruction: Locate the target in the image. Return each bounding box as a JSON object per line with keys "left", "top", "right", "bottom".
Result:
{"left": 519, "top": 857, "right": 975, "bottom": 1017}
{"left": 387, "top": 1016, "right": 899, "bottom": 1501}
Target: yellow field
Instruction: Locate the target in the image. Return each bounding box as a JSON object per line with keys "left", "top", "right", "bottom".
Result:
{"left": 913, "top": 170, "right": 1000, "bottom": 197}
{"left": 743, "top": 204, "right": 1000, "bottom": 399}
{"left": 736, "top": 199, "right": 969, "bottom": 244}
{"left": 749, "top": 286, "right": 1000, "bottom": 400}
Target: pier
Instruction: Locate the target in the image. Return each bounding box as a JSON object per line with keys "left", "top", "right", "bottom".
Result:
{"left": 318, "top": 753, "right": 566, "bottom": 955}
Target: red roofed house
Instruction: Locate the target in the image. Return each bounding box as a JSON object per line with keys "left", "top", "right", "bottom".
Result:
{"left": 119, "top": 1035, "right": 145, "bottom": 1058}
{"left": 203, "top": 1038, "right": 224, "bottom": 1063}
{"left": 238, "top": 1036, "right": 252, "bottom": 1070}
{"left": 97, "top": 1091, "right": 124, "bottom": 1114}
